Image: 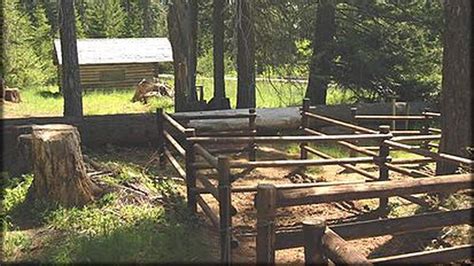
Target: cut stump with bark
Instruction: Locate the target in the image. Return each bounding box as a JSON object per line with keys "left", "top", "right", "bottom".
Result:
{"left": 27, "top": 124, "right": 100, "bottom": 207}
{"left": 14, "top": 134, "right": 34, "bottom": 176}
{"left": 4, "top": 88, "right": 21, "bottom": 103}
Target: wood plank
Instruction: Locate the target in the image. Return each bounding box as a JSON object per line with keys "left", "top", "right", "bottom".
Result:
{"left": 277, "top": 174, "right": 471, "bottom": 207}
{"left": 389, "top": 158, "right": 436, "bottom": 164}
{"left": 173, "top": 113, "right": 256, "bottom": 120}
{"left": 334, "top": 208, "right": 473, "bottom": 240}
{"left": 422, "top": 111, "right": 441, "bottom": 117}
{"left": 428, "top": 143, "right": 439, "bottom": 149}
{"left": 163, "top": 112, "right": 187, "bottom": 134}
{"left": 304, "top": 111, "right": 377, "bottom": 134}
{"left": 303, "top": 128, "right": 378, "bottom": 157}
{"left": 164, "top": 130, "right": 186, "bottom": 157}
{"left": 370, "top": 245, "right": 473, "bottom": 264}
{"left": 196, "top": 175, "right": 219, "bottom": 200}
{"left": 188, "top": 133, "right": 391, "bottom": 144}
{"left": 196, "top": 195, "right": 219, "bottom": 228}
{"left": 194, "top": 143, "right": 218, "bottom": 168}
{"left": 323, "top": 229, "right": 372, "bottom": 264}
{"left": 385, "top": 163, "right": 431, "bottom": 178}
{"left": 163, "top": 147, "right": 186, "bottom": 179}
{"left": 391, "top": 134, "right": 441, "bottom": 142}
{"left": 196, "top": 129, "right": 257, "bottom": 137}
{"left": 274, "top": 208, "right": 472, "bottom": 250}
{"left": 428, "top": 127, "right": 442, "bottom": 133}
{"left": 391, "top": 130, "right": 422, "bottom": 136}
{"left": 385, "top": 140, "right": 474, "bottom": 166}
{"left": 229, "top": 157, "right": 375, "bottom": 168}
{"left": 303, "top": 145, "right": 378, "bottom": 180}
{"left": 355, "top": 115, "right": 426, "bottom": 120}
{"left": 195, "top": 180, "right": 367, "bottom": 195}
{"left": 206, "top": 146, "right": 250, "bottom": 154}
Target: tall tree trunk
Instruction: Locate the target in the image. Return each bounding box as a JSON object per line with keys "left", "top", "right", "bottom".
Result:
{"left": 59, "top": 0, "right": 83, "bottom": 118}
{"left": 0, "top": 0, "right": 4, "bottom": 78}
{"left": 208, "top": 0, "right": 230, "bottom": 110}
{"left": 188, "top": 0, "right": 198, "bottom": 103}
{"left": 167, "top": 0, "right": 199, "bottom": 112}
{"left": 236, "top": 0, "right": 255, "bottom": 109}
{"left": 436, "top": 0, "right": 472, "bottom": 175}
{"left": 305, "top": 0, "right": 336, "bottom": 106}
{"left": 142, "top": 0, "right": 152, "bottom": 36}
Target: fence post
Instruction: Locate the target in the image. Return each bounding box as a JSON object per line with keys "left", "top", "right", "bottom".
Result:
{"left": 302, "top": 218, "right": 328, "bottom": 264}
{"left": 248, "top": 108, "right": 257, "bottom": 161}
{"left": 256, "top": 184, "right": 277, "bottom": 264}
{"left": 405, "top": 103, "right": 410, "bottom": 130}
{"left": 389, "top": 94, "right": 397, "bottom": 131}
{"left": 300, "top": 98, "right": 310, "bottom": 160}
{"left": 349, "top": 107, "right": 358, "bottom": 160}
{"left": 421, "top": 108, "right": 431, "bottom": 150}
{"left": 218, "top": 156, "right": 232, "bottom": 263}
{"left": 377, "top": 125, "right": 391, "bottom": 215}
{"left": 156, "top": 108, "right": 166, "bottom": 168}
{"left": 185, "top": 128, "right": 197, "bottom": 213}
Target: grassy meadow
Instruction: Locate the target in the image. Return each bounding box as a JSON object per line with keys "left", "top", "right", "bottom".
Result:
{"left": 1, "top": 77, "right": 357, "bottom": 118}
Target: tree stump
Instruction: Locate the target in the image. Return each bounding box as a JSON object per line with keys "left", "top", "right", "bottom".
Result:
{"left": 1, "top": 77, "right": 5, "bottom": 100}
{"left": 4, "top": 88, "right": 21, "bottom": 103}
{"left": 13, "top": 134, "right": 34, "bottom": 176}
{"left": 27, "top": 124, "right": 100, "bottom": 207}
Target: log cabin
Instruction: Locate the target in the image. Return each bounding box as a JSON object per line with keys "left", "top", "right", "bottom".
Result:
{"left": 53, "top": 38, "right": 173, "bottom": 89}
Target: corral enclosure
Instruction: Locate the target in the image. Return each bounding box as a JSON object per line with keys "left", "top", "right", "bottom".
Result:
{"left": 155, "top": 100, "right": 472, "bottom": 264}
{"left": 53, "top": 38, "right": 173, "bottom": 89}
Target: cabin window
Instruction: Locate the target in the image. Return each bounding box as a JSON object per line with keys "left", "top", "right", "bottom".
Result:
{"left": 99, "top": 69, "right": 125, "bottom": 81}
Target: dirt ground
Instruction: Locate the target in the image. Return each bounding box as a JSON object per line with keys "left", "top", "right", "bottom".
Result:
{"left": 186, "top": 145, "right": 464, "bottom": 264}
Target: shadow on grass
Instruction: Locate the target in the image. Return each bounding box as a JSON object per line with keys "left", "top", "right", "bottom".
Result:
{"left": 41, "top": 199, "right": 216, "bottom": 264}
{"left": 6, "top": 189, "right": 217, "bottom": 263}
{"left": 6, "top": 198, "right": 55, "bottom": 230}
{"left": 37, "top": 91, "right": 62, "bottom": 99}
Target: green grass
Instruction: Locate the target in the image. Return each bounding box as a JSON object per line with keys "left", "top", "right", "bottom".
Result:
{"left": 2, "top": 77, "right": 356, "bottom": 118}
{"left": 1, "top": 148, "right": 214, "bottom": 263}
{"left": 1, "top": 85, "right": 174, "bottom": 118}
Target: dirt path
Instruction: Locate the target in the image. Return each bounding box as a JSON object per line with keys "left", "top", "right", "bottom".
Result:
{"left": 192, "top": 154, "right": 393, "bottom": 264}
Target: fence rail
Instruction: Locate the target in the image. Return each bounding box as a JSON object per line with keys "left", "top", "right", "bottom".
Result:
{"left": 255, "top": 173, "right": 472, "bottom": 264}
{"left": 155, "top": 99, "right": 471, "bottom": 264}
{"left": 274, "top": 208, "right": 472, "bottom": 249}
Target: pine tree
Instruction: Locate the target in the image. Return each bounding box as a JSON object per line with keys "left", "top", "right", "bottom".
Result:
{"left": 122, "top": 0, "right": 143, "bottom": 37}
{"left": 31, "top": 5, "right": 56, "bottom": 84}
{"left": 75, "top": 5, "right": 86, "bottom": 38}
{"left": 85, "top": 0, "right": 126, "bottom": 38}
{"left": 4, "top": 0, "right": 47, "bottom": 87}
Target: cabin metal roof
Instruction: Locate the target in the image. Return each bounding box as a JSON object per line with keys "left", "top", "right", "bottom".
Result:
{"left": 53, "top": 37, "right": 173, "bottom": 65}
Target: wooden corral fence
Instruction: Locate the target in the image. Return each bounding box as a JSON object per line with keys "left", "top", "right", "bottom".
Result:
{"left": 156, "top": 108, "right": 257, "bottom": 263}
{"left": 255, "top": 174, "right": 472, "bottom": 264}
{"left": 155, "top": 98, "right": 473, "bottom": 264}
{"left": 350, "top": 106, "right": 442, "bottom": 150}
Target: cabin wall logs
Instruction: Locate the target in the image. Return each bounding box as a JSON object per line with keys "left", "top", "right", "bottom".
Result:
{"left": 58, "top": 63, "right": 159, "bottom": 89}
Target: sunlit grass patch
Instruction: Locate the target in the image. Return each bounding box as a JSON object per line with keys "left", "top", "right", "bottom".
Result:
{"left": 2, "top": 230, "right": 33, "bottom": 261}
{"left": 2, "top": 78, "right": 355, "bottom": 118}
